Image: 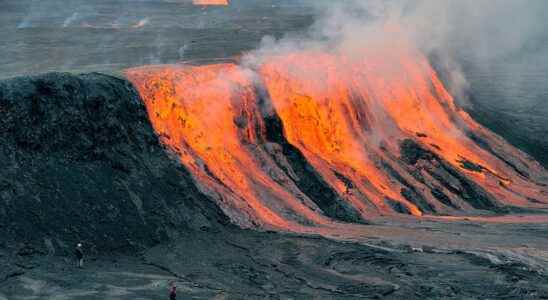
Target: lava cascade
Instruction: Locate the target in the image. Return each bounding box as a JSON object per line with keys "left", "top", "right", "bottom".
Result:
{"left": 125, "top": 43, "right": 548, "bottom": 231}
{"left": 126, "top": 64, "right": 332, "bottom": 229}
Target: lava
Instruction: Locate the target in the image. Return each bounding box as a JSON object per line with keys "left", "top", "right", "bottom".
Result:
{"left": 259, "top": 45, "right": 547, "bottom": 215}
{"left": 126, "top": 64, "right": 331, "bottom": 230}
{"left": 193, "top": 0, "right": 229, "bottom": 6}
{"left": 125, "top": 41, "right": 548, "bottom": 231}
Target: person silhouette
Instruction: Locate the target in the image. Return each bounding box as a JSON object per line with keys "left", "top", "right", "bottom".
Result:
{"left": 75, "top": 243, "right": 84, "bottom": 268}
{"left": 169, "top": 285, "right": 177, "bottom": 300}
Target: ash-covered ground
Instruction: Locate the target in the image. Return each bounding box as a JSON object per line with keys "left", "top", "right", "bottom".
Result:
{"left": 1, "top": 1, "right": 548, "bottom": 299}
{"left": 2, "top": 222, "right": 548, "bottom": 299}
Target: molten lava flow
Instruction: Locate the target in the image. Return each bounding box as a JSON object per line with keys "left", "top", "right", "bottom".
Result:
{"left": 259, "top": 43, "right": 547, "bottom": 215}
{"left": 193, "top": 0, "right": 229, "bottom": 6}
{"left": 260, "top": 51, "right": 424, "bottom": 217}
{"left": 126, "top": 40, "right": 547, "bottom": 230}
{"left": 126, "top": 64, "right": 331, "bottom": 230}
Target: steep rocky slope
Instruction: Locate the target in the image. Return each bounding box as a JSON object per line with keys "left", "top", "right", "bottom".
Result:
{"left": 0, "top": 72, "right": 228, "bottom": 253}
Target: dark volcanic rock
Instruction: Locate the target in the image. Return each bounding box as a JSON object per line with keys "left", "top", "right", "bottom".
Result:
{"left": 399, "top": 138, "right": 498, "bottom": 211}
{"left": 0, "top": 72, "right": 228, "bottom": 253}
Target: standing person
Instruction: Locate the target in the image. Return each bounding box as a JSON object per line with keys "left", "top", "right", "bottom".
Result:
{"left": 169, "top": 285, "right": 177, "bottom": 300}
{"left": 75, "top": 243, "right": 84, "bottom": 268}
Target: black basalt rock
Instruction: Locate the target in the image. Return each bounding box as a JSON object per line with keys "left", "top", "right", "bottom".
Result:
{"left": 400, "top": 138, "right": 435, "bottom": 165}
{"left": 0, "top": 72, "right": 228, "bottom": 253}
{"left": 399, "top": 138, "right": 498, "bottom": 211}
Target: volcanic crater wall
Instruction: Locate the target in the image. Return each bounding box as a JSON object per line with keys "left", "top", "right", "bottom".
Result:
{"left": 126, "top": 46, "right": 548, "bottom": 231}
{"left": 0, "top": 72, "right": 228, "bottom": 252}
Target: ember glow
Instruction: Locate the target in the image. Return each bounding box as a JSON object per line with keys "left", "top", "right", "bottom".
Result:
{"left": 193, "top": 0, "right": 229, "bottom": 6}
{"left": 125, "top": 38, "right": 548, "bottom": 231}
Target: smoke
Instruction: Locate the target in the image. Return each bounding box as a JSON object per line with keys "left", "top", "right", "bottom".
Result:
{"left": 243, "top": 0, "right": 547, "bottom": 107}
{"left": 63, "top": 13, "right": 81, "bottom": 28}
{"left": 403, "top": 1, "right": 547, "bottom": 61}
{"left": 242, "top": 1, "right": 388, "bottom": 67}
{"left": 399, "top": 0, "right": 548, "bottom": 107}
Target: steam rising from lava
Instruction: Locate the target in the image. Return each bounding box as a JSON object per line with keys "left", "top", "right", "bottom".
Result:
{"left": 125, "top": 45, "right": 547, "bottom": 230}
{"left": 125, "top": 2, "right": 548, "bottom": 231}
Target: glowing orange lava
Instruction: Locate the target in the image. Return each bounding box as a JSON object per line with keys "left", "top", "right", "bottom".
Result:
{"left": 126, "top": 41, "right": 548, "bottom": 230}
{"left": 193, "top": 0, "right": 229, "bottom": 6}
{"left": 259, "top": 45, "right": 547, "bottom": 215}
{"left": 126, "top": 64, "right": 331, "bottom": 230}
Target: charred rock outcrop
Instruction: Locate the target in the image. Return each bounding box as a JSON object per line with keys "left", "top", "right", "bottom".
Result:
{"left": 399, "top": 139, "right": 497, "bottom": 210}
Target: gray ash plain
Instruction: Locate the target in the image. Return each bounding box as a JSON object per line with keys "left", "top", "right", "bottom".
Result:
{"left": 3, "top": 226, "right": 548, "bottom": 299}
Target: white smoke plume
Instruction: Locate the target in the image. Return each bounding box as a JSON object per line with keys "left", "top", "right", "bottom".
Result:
{"left": 243, "top": 0, "right": 547, "bottom": 107}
